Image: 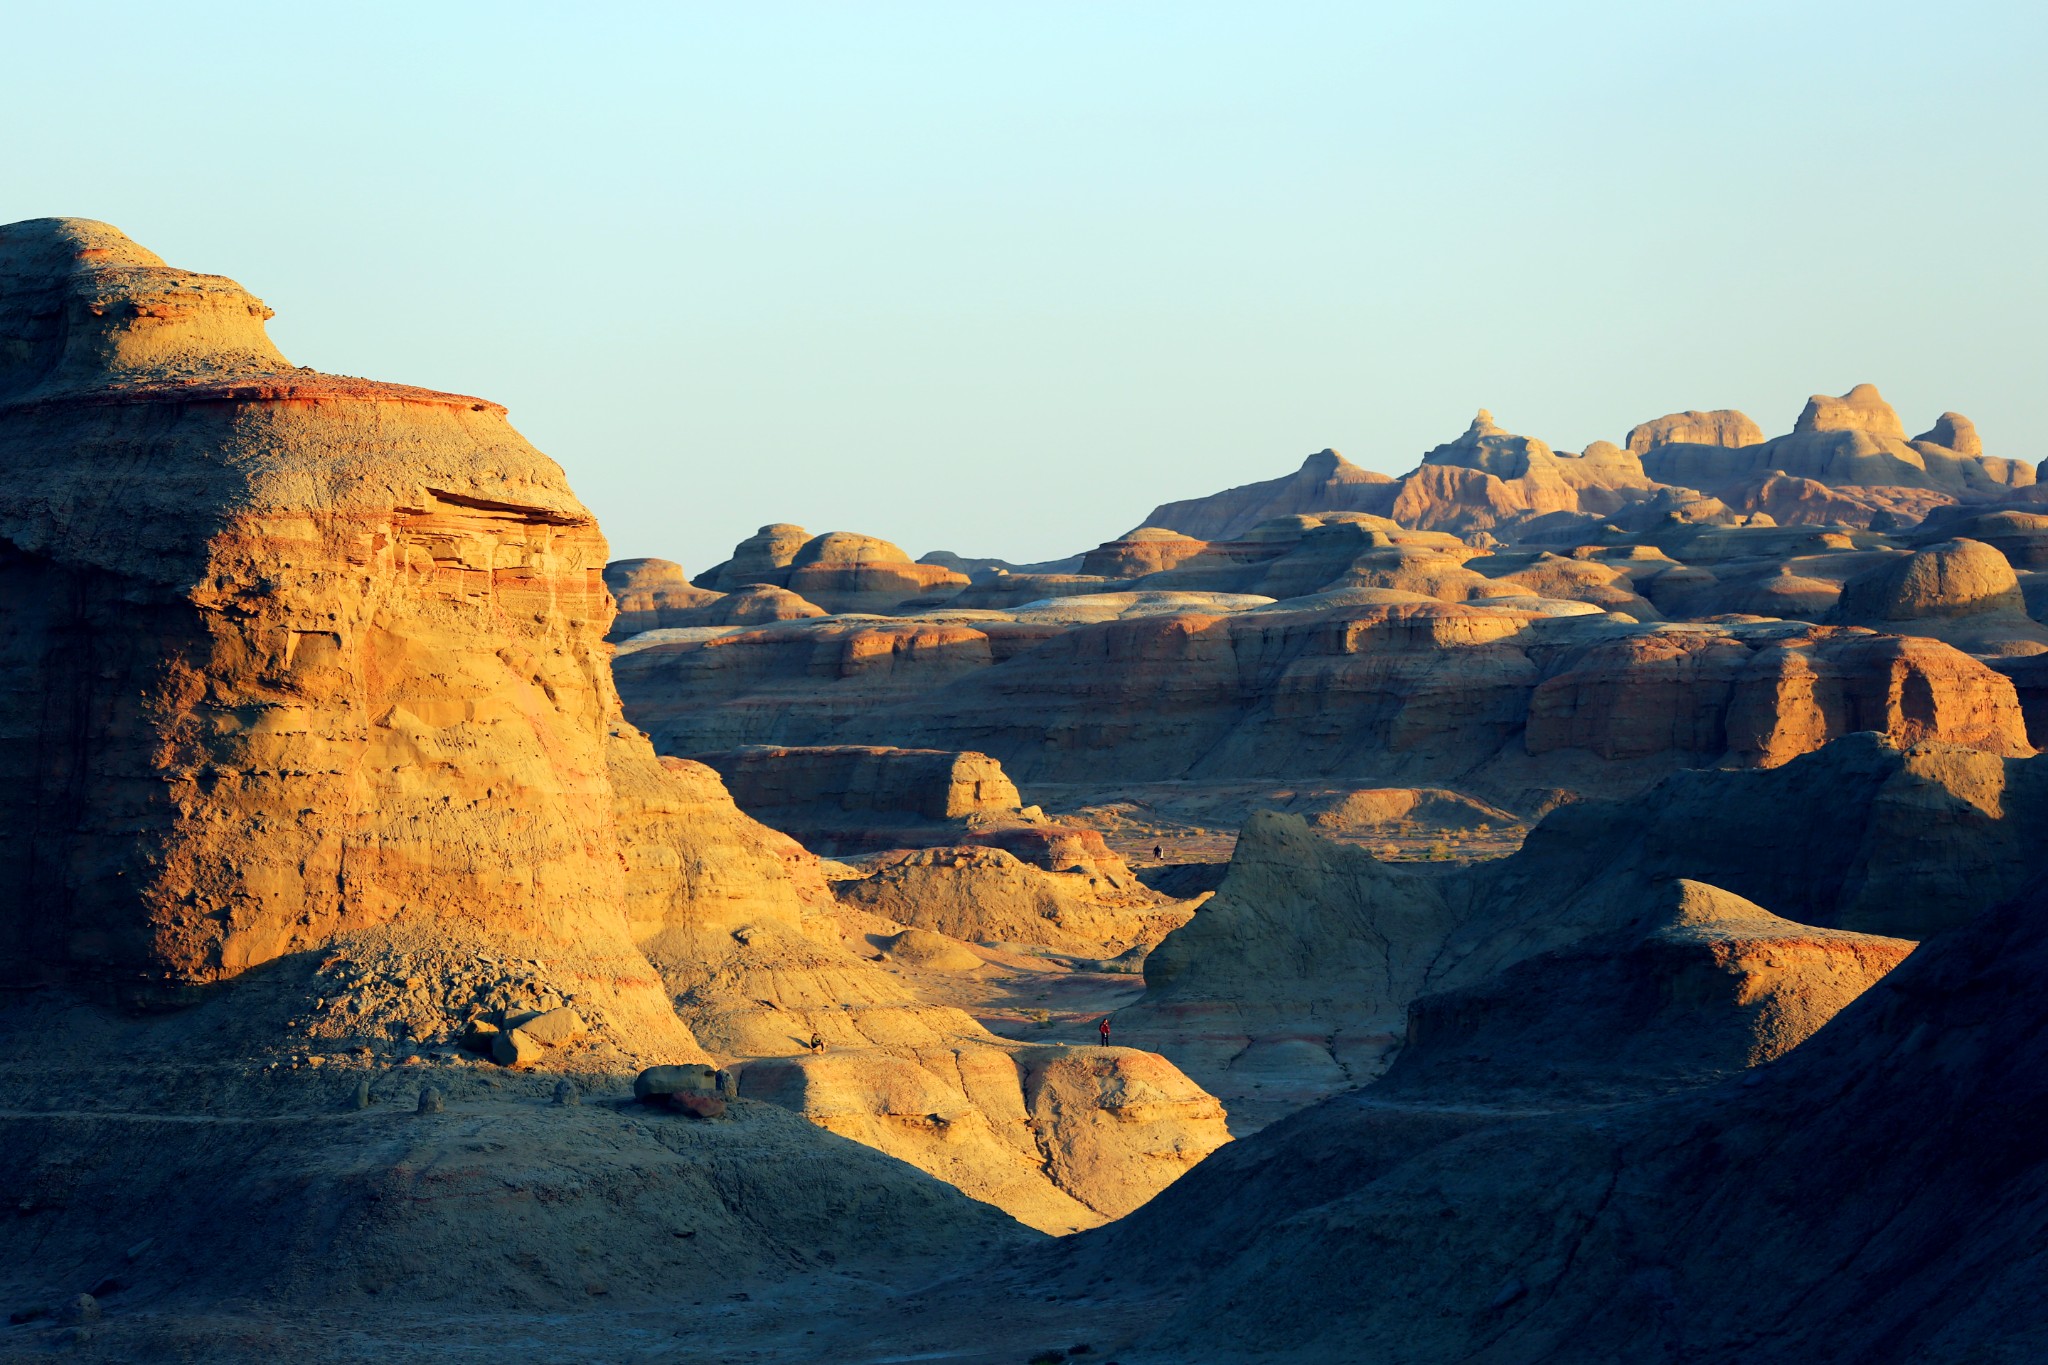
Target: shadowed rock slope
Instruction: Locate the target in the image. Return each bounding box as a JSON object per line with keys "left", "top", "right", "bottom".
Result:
{"left": 1046, "top": 868, "right": 2048, "bottom": 1363}
{"left": 1116, "top": 734, "right": 2047, "bottom": 1113}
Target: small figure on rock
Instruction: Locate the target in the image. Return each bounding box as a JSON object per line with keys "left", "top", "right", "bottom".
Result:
{"left": 1153, "top": 844, "right": 1163, "bottom": 861}
{"left": 1098, "top": 1016, "right": 1112, "bottom": 1045}
{"left": 808, "top": 1030, "right": 825, "bottom": 1053}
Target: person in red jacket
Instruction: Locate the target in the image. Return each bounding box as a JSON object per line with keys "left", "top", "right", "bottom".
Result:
{"left": 1098, "top": 1015, "right": 1112, "bottom": 1045}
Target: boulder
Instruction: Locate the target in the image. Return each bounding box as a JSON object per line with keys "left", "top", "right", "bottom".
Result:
{"left": 634, "top": 1063, "right": 721, "bottom": 1102}
{"left": 518, "top": 1007, "right": 586, "bottom": 1047}
{"left": 492, "top": 1028, "right": 546, "bottom": 1068}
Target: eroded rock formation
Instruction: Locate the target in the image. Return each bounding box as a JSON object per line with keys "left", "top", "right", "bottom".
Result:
{"left": 0, "top": 218, "right": 1227, "bottom": 1235}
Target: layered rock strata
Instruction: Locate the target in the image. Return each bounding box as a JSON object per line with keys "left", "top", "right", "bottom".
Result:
{"left": 0, "top": 218, "right": 1228, "bottom": 1233}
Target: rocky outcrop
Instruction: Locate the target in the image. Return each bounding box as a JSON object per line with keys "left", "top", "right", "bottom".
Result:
{"left": 1915, "top": 410, "right": 1983, "bottom": 456}
{"left": 1796, "top": 381, "right": 1909, "bottom": 439}
{"left": 1114, "top": 736, "right": 2047, "bottom": 1109}
{"left": 604, "top": 557, "right": 724, "bottom": 638}
{"left": 1915, "top": 507, "right": 2048, "bottom": 569}
{"left": 835, "top": 844, "right": 1192, "bottom": 957}
{"left": 1642, "top": 384, "right": 2033, "bottom": 507}
{"left": 1384, "top": 879, "right": 1914, "bottom": 1095}
{"left": 692, "top": 525, "right": 970, "bottom": 612}
{"left": 1829, "top": 538, "right": 2047, "bottom": 654}
{"left": 0, "top": 218, "right": 693, "bottom": 1062}
{"left": 692, "top": 522, "right": 810, "bottom": 591}
{"left": 691, "top": 743, "right": 1022, "bottom": 850}
{"left": 1625, "top": 408, "right": 1765, "bottom": 453}
{"left": 1059, "top": 870, "right": 2048, "bottom": 1363}
{"left": 1078, "top": 526, "right": 1209, "bottom": 578}
{"left": 1527, "top": 627, "right": 2031, "bottom": 767}
{"left": 1121, "top": 386, "right": 2028, "bottom": 552}
{"left": 1143, "top": 449, "right": 1397, "bottom": 542}
{"left": 666, "top": 582, "right": 827, "bottom": 626}
{"left": 740, "top": 1042, "right": 1227, "bottom": 1227}
{"left": 783, "top": 531, "right": 968, "bottom": 613}
{"left": 1834, "top": 538, "right": 2025, "bottom": 620}
{"left": 618, "top": 593, "right": 2030, "bottom": 802}
{"left": 0, "top": 219, "right": 1229, "bottom": 1237}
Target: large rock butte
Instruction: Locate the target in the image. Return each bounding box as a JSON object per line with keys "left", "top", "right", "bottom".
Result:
{"left": 0, "top": 218, "right": 1227, "bottom": 1233}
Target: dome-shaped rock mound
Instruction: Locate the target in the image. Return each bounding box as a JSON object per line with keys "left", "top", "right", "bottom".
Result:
{"left": 1834, "top": 538, "right": 2024, "bottom": 622}
{"left": 782, "top": 531, "right": 969, "bottom": 613}
{"left": 1624, "top": 408, "right": 1764, "bottom": 453}
{"left": 1915, "top": 410, "right": 1983, "bottom": 456}
{"left": 672, "top": 582, "right": 826, "bottom": 626}
{"left": 692, "top": 522, "right": 811, "bottom": 591}
{"left": 1794, "top": 382, "right": 1907, "bottom": 438}
{"left": 882, "top": 926, "right": 986, "bottom": 972}
{"left": 604, "top": 557, "right": 723, "bottom": 638}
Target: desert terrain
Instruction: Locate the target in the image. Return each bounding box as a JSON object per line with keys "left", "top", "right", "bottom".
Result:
{"left": 2, "top": 219, "right": 2043, "bottom": 1363}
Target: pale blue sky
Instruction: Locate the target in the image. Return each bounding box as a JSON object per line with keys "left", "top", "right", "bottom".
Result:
{"left": 6, "top": 2, "right": 2044, "bottom": 568}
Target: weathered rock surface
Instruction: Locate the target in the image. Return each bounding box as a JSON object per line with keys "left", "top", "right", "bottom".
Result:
{"left": 618, "top": 593, "right": 2030, "bottom": 803}
{"left": 1383, "top": 879, "right": 1913, "bottom": 1095}
{"left": 1834, "top": 538, "right": 2025, "bottom": 621}
{"left": 1048, "top": 869, "right": 2048, "bottom": 1364}
{"left": 1115, "top": 735, "right": 2047, "bottom": 1111}
{"left": 1141, "top": 448, "right": 1398, "bottom": 542}
{"left": 692, "top": 522, "right": 810, "bottom": 591}
{"left": 603, "top": 557, "right": 722, "bottom": 639}
{"left": 834, "top": 844, "right": 1193, "bottom": 957}
{"left": 783, "top": 531, "right": 969, "bottom": 614}
{"left": 690, "top": 525, "right": 969, "bottom": 614}
{"left": 1626, "top": 407, "right": 1765, "bottom": 453}
{"left": 0, "top": 218, "right": 695, "bottom": 1063}
{"left": 692, "top": 744, "right": 1023, "bottom": 850}
{"left": 0, "top": 219, "right": 1228, "bottom": 1237}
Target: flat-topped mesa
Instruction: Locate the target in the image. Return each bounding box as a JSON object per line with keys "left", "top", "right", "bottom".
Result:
{"left": 1625, "top": 408, "right": 1765, "bottom": 454}
{"left": 1795, "top": 382, "right": 1907, "bottom": 438}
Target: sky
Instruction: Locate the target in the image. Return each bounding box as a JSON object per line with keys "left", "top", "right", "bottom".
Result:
{"left": 5, "top": 2, "right": 2045, "bottom": 569}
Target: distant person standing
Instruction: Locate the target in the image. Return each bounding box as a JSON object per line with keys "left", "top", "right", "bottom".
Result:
{"left": 1098, "top": 1016, "right": 1112, "bottom": 1046}
{"left": 1153, "top": 844, "right": 1163, "bottom": 861}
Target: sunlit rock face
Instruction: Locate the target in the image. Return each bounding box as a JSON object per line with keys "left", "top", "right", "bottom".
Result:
{"left": 0, "top": 220, "right": 1231, "bottom": 1237}
{"left": 0, "top": 219, "right": 671, "bottom": 1009}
